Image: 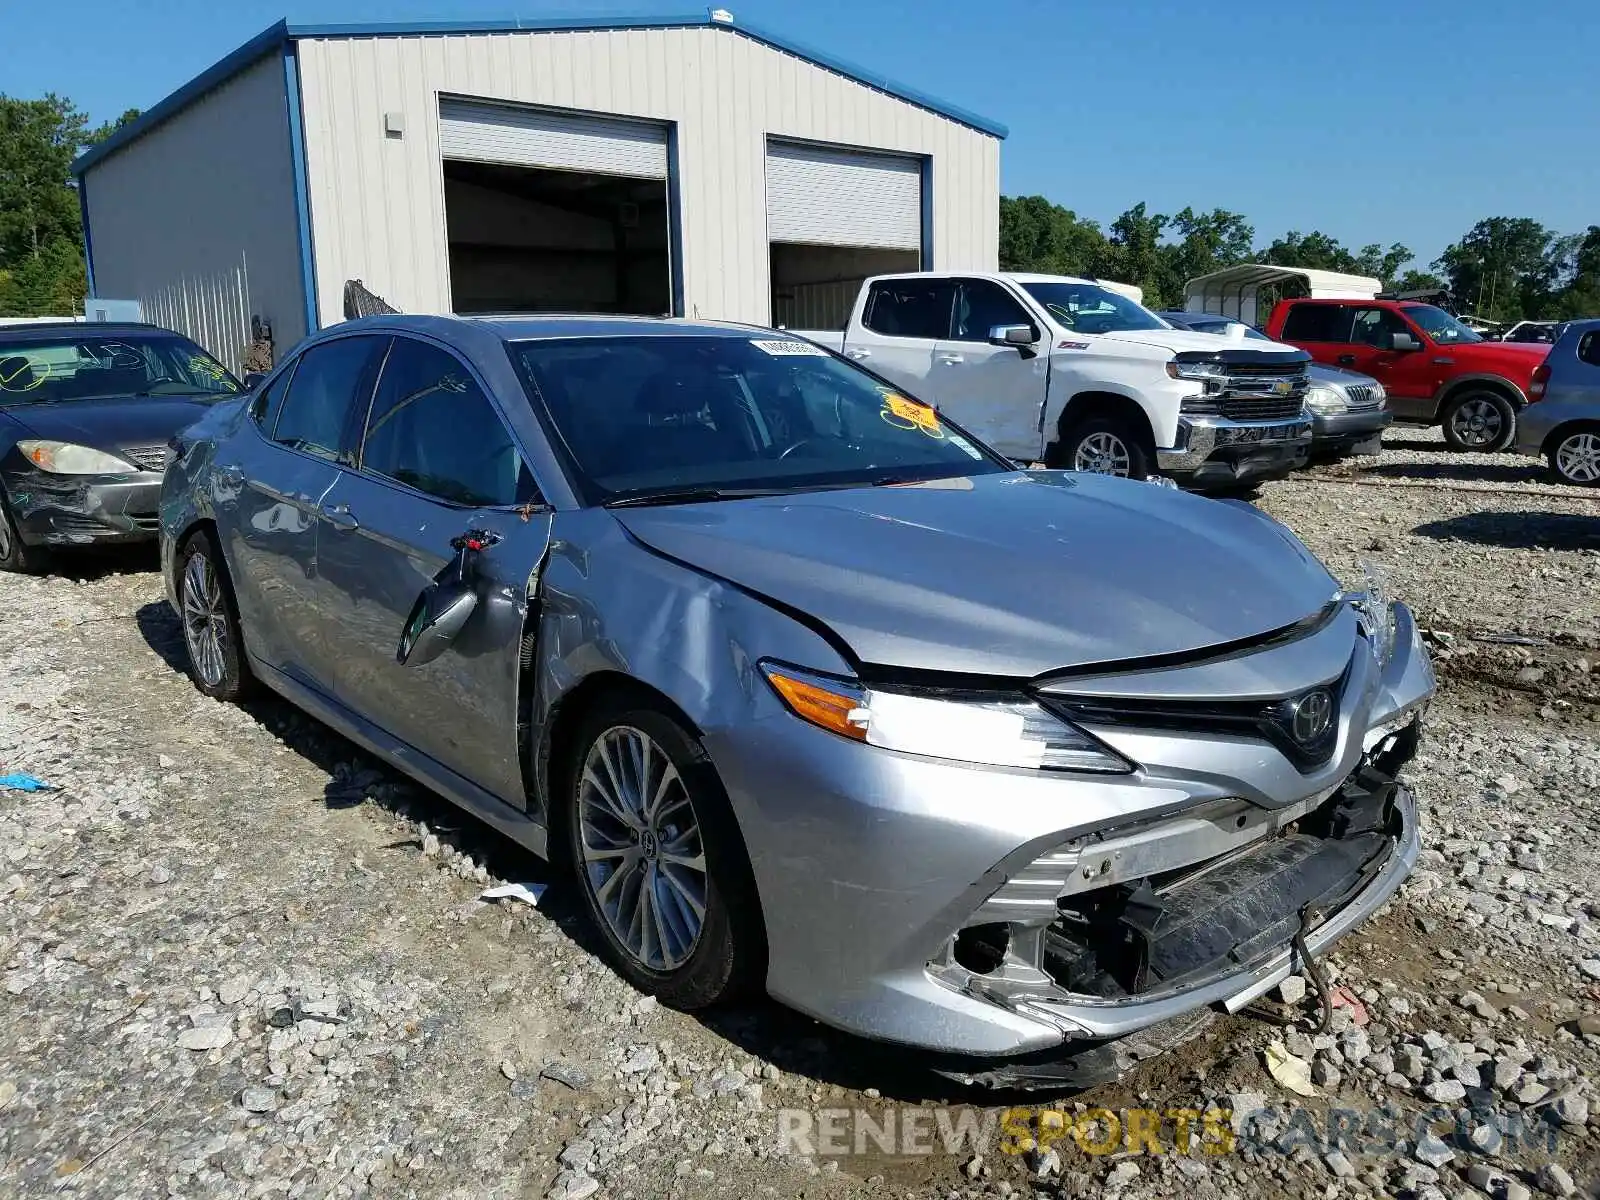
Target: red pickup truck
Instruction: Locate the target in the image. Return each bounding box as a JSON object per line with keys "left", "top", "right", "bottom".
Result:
{"left": 1265, "top": 298, "right": 1548, "bottom": 452}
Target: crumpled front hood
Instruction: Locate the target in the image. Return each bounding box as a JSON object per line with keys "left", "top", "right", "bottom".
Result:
{"left": 613, "top": 472, "right": 1339, "bottom": 679}
{"left": 1, "top": 396, "right": 224, "bottom": 454}
{"left": 1099, "top": 327, "right": 1304, "bottom": 358}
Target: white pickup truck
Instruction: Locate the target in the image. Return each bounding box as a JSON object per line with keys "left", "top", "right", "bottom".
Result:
{"left": 794, "top": 271, "right": 1315, "bottom": 488}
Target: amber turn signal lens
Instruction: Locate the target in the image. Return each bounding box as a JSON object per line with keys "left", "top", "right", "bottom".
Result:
{"left": 763, "top": 668, "right": 867, "bottom": 741}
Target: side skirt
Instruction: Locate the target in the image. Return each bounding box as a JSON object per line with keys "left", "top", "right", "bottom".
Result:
{"left": 250, "top": 655, "right": 549, "bottom": 860}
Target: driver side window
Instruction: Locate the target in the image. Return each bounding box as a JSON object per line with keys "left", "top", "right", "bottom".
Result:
{"left": 1351, "top": 308, "right": 1413, "bottom": 348}
{"left": 359, "top": 337, "right": 537, "bottom": 508}
{"left": 951, "top": 279, "right": 1034, "bottom": 342}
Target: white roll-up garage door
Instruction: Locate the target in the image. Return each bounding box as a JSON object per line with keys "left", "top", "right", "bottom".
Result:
{"left": 438, "top": 99, "right": 669, "bottom": 179}
{"left": 765, "top": 141, "right": 922, "bottom": 251}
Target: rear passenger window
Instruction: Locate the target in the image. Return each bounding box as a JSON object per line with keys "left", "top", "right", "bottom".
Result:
{"left": 1579, "top": 333, "right": 1600, "bottom": 368}
{"left": 360, "top": 337, "right": 536, "bottom": 507}
{"left": 863, "top": 279, "right": 955, "bottom": 340}
{"left": 273, "top": 336, "right": 385, "bottom": 461}
{"left": 1281, "top": 305, "right": 1354, "bottom": 343}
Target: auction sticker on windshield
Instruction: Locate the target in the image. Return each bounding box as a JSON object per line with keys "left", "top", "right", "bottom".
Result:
{"left": 880, "top": 391, "right": 944, "bottom": 438}
{"left": 750, "top": 339, "right": 829, "bottom": 357}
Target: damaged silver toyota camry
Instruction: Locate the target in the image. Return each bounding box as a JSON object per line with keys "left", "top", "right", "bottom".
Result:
{"left": 160, "top": 315, "right": 1434, "bottom": 1088}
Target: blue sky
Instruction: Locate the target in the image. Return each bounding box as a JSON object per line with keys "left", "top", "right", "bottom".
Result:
{"left": 10, "top": 0, "right": 1598, "bottom": 271}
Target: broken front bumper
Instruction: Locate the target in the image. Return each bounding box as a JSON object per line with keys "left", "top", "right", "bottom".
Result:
{"left": 3, "top": 462, "right": 163, "bottom": 546}
{"left": 705, "top": 602, "right": 1433, "bottom": 1067}
{"left": 1157, "top": 415, "right": 1313, "bottom": 485}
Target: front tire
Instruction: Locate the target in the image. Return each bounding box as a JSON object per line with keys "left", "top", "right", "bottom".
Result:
{"left": 1440, "top": 388, "right": 1517, "bottom": 452}
{"left": 564, "top": 702, "right": 763, "bottom": 1010}
{"left": 1057, "top": 416, "right": 1152, "bottom": 480}
{"left": 0, "top": 488, "right": 46, "bottom": 574}
{"left": 1549, "top": 428, "right": 1600, "bottom": 486}
{"left": 177, "top": 530, "right": 255, "bottom": 701}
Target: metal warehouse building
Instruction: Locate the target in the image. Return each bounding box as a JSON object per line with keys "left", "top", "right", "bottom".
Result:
{"left": 71, "top": 11, "right": 1005, "bottom": 373}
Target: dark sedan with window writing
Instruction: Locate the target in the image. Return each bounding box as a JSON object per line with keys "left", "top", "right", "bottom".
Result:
{"left": 159, "top": 314, "right": 1435, "bottom": 1088}
{"left": 0, "top": 322, "right": 243, "bottom": 571}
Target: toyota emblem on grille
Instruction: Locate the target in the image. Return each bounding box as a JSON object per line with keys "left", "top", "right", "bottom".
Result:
{"left": 1291, "top": 689, "right": 1334, "bottom": 743}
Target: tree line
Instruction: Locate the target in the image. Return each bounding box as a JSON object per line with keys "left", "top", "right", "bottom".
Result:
{"left": 2, "top": 91, "right": 1596, "bottom": 325}
{"left": 1001, "top": 195, "right": 1600, "bottom": 323}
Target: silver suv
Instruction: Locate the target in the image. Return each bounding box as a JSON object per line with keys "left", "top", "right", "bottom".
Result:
{"left": 1515, "top": 318, "right": 1600, "bottom": 486}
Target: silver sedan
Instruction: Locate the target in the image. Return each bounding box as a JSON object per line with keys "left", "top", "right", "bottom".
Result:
{"left": 160, "top": 315, "right": 1435, "bottom": 1088}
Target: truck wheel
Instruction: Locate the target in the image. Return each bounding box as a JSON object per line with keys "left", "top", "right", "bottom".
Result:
{"left": 1058, "top": 418, "right": 1151, "bottom": 480}
{"left": 1440, "top": 389, "right": 1516, "bottom": 452}
{"left": 1548, "top": 427, "right": 1600, "bottom": 486}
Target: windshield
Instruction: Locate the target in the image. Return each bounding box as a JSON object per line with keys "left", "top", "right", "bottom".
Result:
{"left": 0, "top": 333, "right": 242, "bottom": 407}
{"left": 1401, "top": 305, "right": 1483, "bottom": 345}
{"left": 511, "top": 335, "right": 1009, "bottom": 505}
{"left": 1018, "top": 281, "right": 1167, "bottom": 334}
{"left": 1179, "top": 316, "right": 1275, "bottom": 342}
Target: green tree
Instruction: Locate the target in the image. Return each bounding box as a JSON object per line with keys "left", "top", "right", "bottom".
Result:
{"left": 1354, "top": 242, "right": 1415, "bottom": 287}
{"left": 0, "top": 95, "right": 136, "bottom": 317}
{"left": 1162, "top": 207, "right": 1253, "bottom": 300}
{"left": 1390, "top": 269, "right": 1445, "bottom": 293}
{"left": 997, "top": 195, "right": 1107, "bottom": 278}
{"left": 1257, "top": 230, "right": 1361, "bottom": 273}
{"left": 1432, "top": 217, "right": 1555, "bottom": 322}
{"left": 1102, "top": 203, "right": 1172, "bottom": 306}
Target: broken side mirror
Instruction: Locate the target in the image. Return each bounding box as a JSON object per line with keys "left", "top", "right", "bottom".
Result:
{"left": 396, "top": 528, "right": 500, "bottom": 666}
{"left": 243, "top": 371, "right": 268, "bottom": 390}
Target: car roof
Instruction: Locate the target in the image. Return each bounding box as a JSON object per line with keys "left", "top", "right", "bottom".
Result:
{"left": 316, "top": 313, "right": 782, "bottom": 343}
{"left": 0, "top": 321, "right": 182, "bottom": 343}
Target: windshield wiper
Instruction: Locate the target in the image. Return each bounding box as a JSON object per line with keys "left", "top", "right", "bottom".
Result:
{"left": 604, "top": 487, "right": 787, "bottom": 508}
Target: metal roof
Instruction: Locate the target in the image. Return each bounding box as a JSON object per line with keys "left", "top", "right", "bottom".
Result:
{"left": 1184, "top": 264, "right": 1383, "bottom": 300}
{"left": 73, "top": 11, "right": 1007, "bottom": 176}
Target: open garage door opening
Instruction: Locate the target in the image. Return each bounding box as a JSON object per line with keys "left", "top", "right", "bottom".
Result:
{"left": 767, "top": 140, "right": 924, "bottom": 331}
{"left": 439, "top": 100, "right": 672, "bottom": 317}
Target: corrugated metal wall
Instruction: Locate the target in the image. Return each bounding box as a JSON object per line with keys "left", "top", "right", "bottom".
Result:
{"left": 81, "top": 55, "right": 306, "bottom": 374}
{"left": 295, "top": 25, "right": 1000, "bottom": 327}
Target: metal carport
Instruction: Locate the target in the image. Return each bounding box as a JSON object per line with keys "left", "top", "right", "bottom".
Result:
{"left": 1183, "top": 264, "right": 1381, "bottom": 326}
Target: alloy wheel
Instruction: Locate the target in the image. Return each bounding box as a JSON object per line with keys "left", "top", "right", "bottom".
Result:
{"left": 181, "top": 550, "right": 230, "bottom": 688}
{"left": 1556, "top": 432, "right": 1600, "bottom": 484}
{"left": 0, "top": 511, "right": 12, "bottom": 561}
{"left": 578, "top": 725, "right": 708, "bottom": 971}
{"left": 1448, "top": 397, "right": 1504, "bottom": 449}
{"left": 1073, "top": 431, "right": 1132, "bottom": 476}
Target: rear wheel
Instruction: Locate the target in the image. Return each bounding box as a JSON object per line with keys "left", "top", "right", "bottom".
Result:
{"left": 1549, "top": 428, "right": 1600, "bottom": 486}
{"left": 564, "top": 701, "right": 763, "bottom": 1009}
{"left": 177, "top": 530, "right": 255, "bottom": 701}
{"left": 1057, "top": 417, "right": 1151, "bottom": 480}
{"left": 1440, "top": 388, "right": 1516, "bottom": 452}
{"left": 0, "top": 488, "right": 46, "bottom": 574}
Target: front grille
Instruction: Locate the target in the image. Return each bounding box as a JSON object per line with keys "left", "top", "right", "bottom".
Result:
{"left": 1219, "top": 395, "right": 1306, "bottom": 422}
{"left": 1224, "top": 360, "right": 1307, "bottom": 378}
{"left": 1042, "top": 655, "right": 1355, "bottom": 773}
{"left": 120, "top": 444, "right": 170, "bottom": 473}
{"left": 130, "top": 515, "right": 160, "bottom": 531}
{"left": 1344, "top": 385, "right": 1380, "bottom": 410}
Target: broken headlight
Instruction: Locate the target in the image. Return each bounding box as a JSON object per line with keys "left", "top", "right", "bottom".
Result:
{"left": 1349, "top": 558, "right": 1396, "bottom": 666}
{"left": 762, "top": 663, "right": 1134, "bottom": 774}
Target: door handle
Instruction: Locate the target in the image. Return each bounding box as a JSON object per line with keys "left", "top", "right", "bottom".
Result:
{"left": 845, "top": 348, "right": 871, "bottom": 360}
{"left": 1337, "top": 355, "right": 1356, "bottom": 366}
{"left": 938, "top": 354, "right": 964, "bottom": 365}
{"left": 321, "top": 502, "right": 359, "bottom": 531}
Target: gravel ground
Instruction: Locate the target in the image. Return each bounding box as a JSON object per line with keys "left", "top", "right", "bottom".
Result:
{"left": 3, "top": 424, "right": 1598, "bottom": 1199}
